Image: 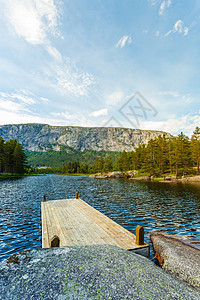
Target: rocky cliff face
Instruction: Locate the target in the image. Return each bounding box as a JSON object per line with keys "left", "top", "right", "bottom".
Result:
{"left": 0, "top": 124, "right": 171, "bottom": 152}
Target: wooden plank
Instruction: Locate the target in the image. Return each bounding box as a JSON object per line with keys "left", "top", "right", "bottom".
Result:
{"left": 41, "top": 202, "right": 49, "bottom": 248}
{"left": 41, "top": 198, "right": 149, "bottom": 252}
{"left": 75, "top": 199, "right": 147, "bottom": 249}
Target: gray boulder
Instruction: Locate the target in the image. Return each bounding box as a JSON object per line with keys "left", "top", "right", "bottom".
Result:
{"left": 150, "top": 232, "right": 200, "bottom": 290}
{"left": 0, "top": 245, "right": 199, "bottom": 299}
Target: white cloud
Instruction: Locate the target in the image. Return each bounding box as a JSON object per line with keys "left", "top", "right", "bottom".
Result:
{"left": 116, "top": 35, "right": 132, "bottom": 48}
{"left": 140, "top": 113, "right": 200, "bottom": 137}
{"left": 148, "top": 0, "right": 159, "bottom": 5}
{"left": 46, "top": 45, "right": 62, "bottom": 62}
{"left": 45, "top": 58, "right": 95, "bottom": 96}
{"left": 0, "top": 98, "right": 22, "bottom": 113}
{"left": 106, "top": 91, "right": 124, "bottom": 106}
{"left": 0, "top": 107, "right": 96, "bottom": 127}
{"left": 10, "top": 93, "right": 36, "bottom": 105}
{"left": 0, "top": 90, "right": 50, "bottom": 113}
{"left": 2, "top": 0, "right": 96, "bottom": 94}
{"left": 4, "top": 0, "right": 61, "bottom": 45}
{"left": 174, "top": 20, "right": 184, "bottom": 33}
{"left": 159, "top": 0, "right": 172, "bottom": 15}
{"left": 183, "top": 27, "right": 189, "bottom": 36}
{"left": 164, "top": 30, "right": 172, "bottom": 37}
{"left": 50, "top": 111, "right": 96, "bottom": 126}
{"left": 40, "top": 97, "right": 49, "bottom": 103}
{"left": 165, "top": 20, "right": 189, "bottom": 37}
{"left": 158, "top": 91, "right": 194, "bottom": 103}
{"left": 90, "top": 108, "right": 108, "bottom": 117}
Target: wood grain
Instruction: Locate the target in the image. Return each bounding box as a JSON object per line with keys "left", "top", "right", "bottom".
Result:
{"left": 41, "top": 198, "right": 149, "bottom": 251}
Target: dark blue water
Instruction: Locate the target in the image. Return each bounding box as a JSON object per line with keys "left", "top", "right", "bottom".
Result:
{"left": 0, "top": 175, "right": 200, "bottom": 261}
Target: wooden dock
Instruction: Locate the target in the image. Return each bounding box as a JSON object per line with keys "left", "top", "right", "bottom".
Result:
{"left": 41, "top": 194, "right": 150, "bottom": 256}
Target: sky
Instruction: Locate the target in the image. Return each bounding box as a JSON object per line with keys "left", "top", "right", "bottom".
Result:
{"left": 0, "top": 0, "right": 200, "bottom": 136}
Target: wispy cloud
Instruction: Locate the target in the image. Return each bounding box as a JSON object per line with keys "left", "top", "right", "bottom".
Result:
{"left": 158, "top": 91, "right": 194, "bottom": 103}
{"left": 106, "top": 91, "right": 124, "bottom": 106}
{"left": 2, "top": 0, "right": 96, "bottom": 97}
{"left": 0, "top": 90, "right": 49, "bottom": 113}
{"left": 165, "top": 20, "right": 189, "bottom": 37}
{"left": 46, "top": 45, "right": 62, "bottom": 62}
{"left": 116, "top": 35, "right": 132, "bottom": 48}
{"left": 0, "top": 109, "right": 95, "bottom": 127}
{"left": 90, "top": 108, "right": 108, "bottom": 117}
{"left": 4, "top": 0, "right": 61, "bottom": 45}
{"left": 159, "top": 0, "right": 172, "bottom": 15}
{"left": 148, "top": 0, "right": 159, "bottom": 6}
{"left": 45, "top": 58, "right": 95, "bottom": 96}
{"left": 51, "top": 111, "right": 96, "bottom": 126}
{"left": 140, "top": 113, "right": 200, "bottom": 137}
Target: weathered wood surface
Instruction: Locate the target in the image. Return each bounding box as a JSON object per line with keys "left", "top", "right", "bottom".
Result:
{"left": 41, "top": 198, "right": 149, "bottom": 253}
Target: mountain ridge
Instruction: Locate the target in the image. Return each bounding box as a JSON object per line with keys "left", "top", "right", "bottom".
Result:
{"left": 0, "top": 123, "right": 172, "bottom": 152}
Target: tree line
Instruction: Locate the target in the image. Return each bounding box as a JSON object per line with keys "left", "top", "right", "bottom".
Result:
{"left": 0, "top": 136, "right": 27, "bottom": 174}
{"left": 91, "top": 127, "right": 200, "bottom": 177}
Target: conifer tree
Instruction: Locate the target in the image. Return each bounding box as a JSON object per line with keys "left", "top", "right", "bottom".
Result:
{"left": 95, "top": 156, "right": 104, "bottom": 172}
{"left": 103, "top": 156, "right": 113, "bottom": 172}
{"left": 191, "top": 127, "right": 200, "bottom": 173}
{"left": 0, "top": 136, "right": 4, "bottom": 173}
{"left": 144, "top": 139, "right": 157, "bottom": 175}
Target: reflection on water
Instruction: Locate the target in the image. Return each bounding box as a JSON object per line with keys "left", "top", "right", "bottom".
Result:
{"left": 0, "top": 175, "right": 200, "bottom": 261}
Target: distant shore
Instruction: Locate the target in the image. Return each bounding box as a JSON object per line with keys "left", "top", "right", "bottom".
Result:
{"left": 89, "top": 171, "right": 200, "bottom": 183}
{"left": 0, "top": 173, "right": 45, "bottom": 179}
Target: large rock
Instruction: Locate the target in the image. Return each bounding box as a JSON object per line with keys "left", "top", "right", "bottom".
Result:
{"left": 0, "top": 245, "right": 199, "bottom": 299}
{"left": 0, "top": 124, "right": 171, "bottom": 152}
{"left": 89, "top": 171, "right": 138, "bottom": 179}
{"left": 150, "top": 232, "right": 200, "bottom": 290}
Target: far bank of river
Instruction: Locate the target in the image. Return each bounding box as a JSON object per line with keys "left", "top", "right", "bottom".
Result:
{"left": 90, "top": 171, "right": 200, "bottom": 183}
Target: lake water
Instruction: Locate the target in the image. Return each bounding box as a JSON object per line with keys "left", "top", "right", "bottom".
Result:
{"left": 0, "top": 174, "right": 200, "bottom": 261}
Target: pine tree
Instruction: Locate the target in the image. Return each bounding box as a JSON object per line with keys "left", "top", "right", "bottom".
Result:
{"left": 191, "top": 127, "right": 200, "bottom": 173}
{"left": 95, "top": 156, "right": 104, "bottom": 172}
{"left": 156, "top": 135, "right": 168, "bottom": 174}
{"left": 168, "top": 138, "right": 173, "bottom": 174}
{"left": 4, "top": 139, "right": 17, "bottom": 173}
{"left": 0, "top": 136, "right": 4, "bottom": 173}
{"left": 144, "top": 139, "right": 158, "bottom": 175}
{"left": 103, "top": 156, "right": 113, "bottom": 172}
{"left": 172, "top": 133, "right": 191, "bottom": 176}
{"left": 13, "top": 143, "right": 27, "bottom": 174}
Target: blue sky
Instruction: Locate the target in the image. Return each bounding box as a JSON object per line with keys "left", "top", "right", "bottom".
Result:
{"left": 0, "top": 0, "right": 200, "bottom": 135}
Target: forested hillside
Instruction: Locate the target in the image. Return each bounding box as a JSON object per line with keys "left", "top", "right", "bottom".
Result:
{"left": 26, "top": 149, "right": 120, "bottom": 168}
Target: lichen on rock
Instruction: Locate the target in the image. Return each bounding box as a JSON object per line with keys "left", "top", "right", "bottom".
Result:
{"left": 0, "top": 245, "right": 199, "bottom": 299}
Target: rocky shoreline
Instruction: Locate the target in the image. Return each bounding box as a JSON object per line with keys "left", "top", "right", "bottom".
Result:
{"left": 90, "top": 172, "right": 200, "bottom": 182}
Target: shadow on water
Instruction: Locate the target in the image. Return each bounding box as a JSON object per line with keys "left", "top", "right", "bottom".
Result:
{"left": 0, "top": 175, "right": 200, "bottom": 261}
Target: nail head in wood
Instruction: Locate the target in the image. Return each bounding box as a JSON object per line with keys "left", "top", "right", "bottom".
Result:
{"left": 75, "top": 192, "right": 79, "bottom": 199}
{"left": 136, "top": 225, "right": 144, "bottom": 245}
{"left": 50, "top": 235, "right": 60, "bottom": 248}
{"left": 43, "top": 195, "right": 46, "bottom": 202}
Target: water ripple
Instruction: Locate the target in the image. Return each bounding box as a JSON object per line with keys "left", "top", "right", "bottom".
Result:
{"left": 0, "top": 175, "right": 200, "bottom": 261}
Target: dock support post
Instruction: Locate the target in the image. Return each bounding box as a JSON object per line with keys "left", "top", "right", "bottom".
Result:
{"left": 43, "top": 195, "right": 46, "bottom": 202}
{"left": 136, "top": 225, "right": 144, "bottom": 245}
{"left": 75, "top": 192, "right": 79, "bottom": 199}
{"left": 51, "top": 235, "right": 60, "bottom": 247}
